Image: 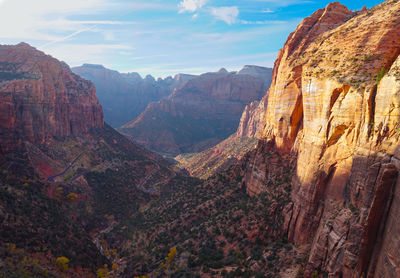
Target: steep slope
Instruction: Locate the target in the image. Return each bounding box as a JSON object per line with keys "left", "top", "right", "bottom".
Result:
{"left": 176, "top": 98, "right": 268, "bottom": 179}
{"left": 240, "top": 1, "right": 400, "bottom": 277}
{"left": 0, "top": 43, "right": 191, "bottom": 277}
{"left": 120, "top": 66, "right": 272, "bottom": 156}
{"left": 176, "top": 135, "right": 258, "bottom": 179}
{"left": 72, "top": 64, "right": 194, "bottom": 127}
{"left": 106, "top": 151, "right": 304, "bottom": 277}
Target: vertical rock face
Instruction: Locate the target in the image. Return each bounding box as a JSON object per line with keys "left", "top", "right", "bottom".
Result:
{"left": 0, "top": 43, "right": 104, "bottom": 153}
{"left": 236, "top": 96, "right": 268, "bottom": 139}
{"left": 242, "top": 1, "right": 400, "bottom": 276}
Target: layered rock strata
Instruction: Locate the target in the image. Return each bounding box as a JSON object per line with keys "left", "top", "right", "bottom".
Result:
{"left": 241, "top": 1, "right": 400, "bottom": 276}
{"left": 0, "top": 43, "right": 104, "bottom": 153}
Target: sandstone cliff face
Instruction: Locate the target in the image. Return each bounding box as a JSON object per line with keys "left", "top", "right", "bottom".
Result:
{"left": 241, "top": 1, "right": 400, "bottom": 277}
{"left": 236, "top": 96, "right": 268, "bottom": 139}
{"left": 0, "top": 43, "right": 104, "bottom": 153}
{"left": 72, "top": 64, "right": 194, "bottom": 127}
{"left": 120, "top": 66, "right": 272, "bottom": 156}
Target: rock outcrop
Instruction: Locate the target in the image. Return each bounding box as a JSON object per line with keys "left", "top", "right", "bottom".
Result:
{"left": 236, "top": 97, "right": 268, "bottom": 139}
{"left": 120, "top": 66, "right": 272, "bottom": 156}
{"left": 72, "top": 64, "right": 194, "bottom": 127}
{"left": 241, "top": 1, "right": 400, "bottom": 277}
{"left": 0, "top": 43, "right": 104, "bottom": 153}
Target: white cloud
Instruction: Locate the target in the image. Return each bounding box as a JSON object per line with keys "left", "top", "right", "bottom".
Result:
{"left": 262, "top": 8, "right": 274, "bottom": 13}
{"left": 0, "top": 0, "right": 142, "bottom": 43}
{"left": 192, "top": 13, "right": 199, "bottom": 20}
{"left": 0, "top": 0, "right": 111, "bottom": 41}
{"left": 41, "top": 43, "right": 132, "bottom": 67}
{"left": 210, "top": 6, "right": 239, "bottom": 25}
{"left": 129, "top": 54, "right": 168, "bottom": 61}
{"left": 178, "top": 0, "right": 208, "bottom": 13}
{"left": 40, "top": 26, "right": 98, "bottom": 48}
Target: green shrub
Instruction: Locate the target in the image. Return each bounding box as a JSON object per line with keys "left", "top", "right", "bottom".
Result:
{"left": 376, "top": 66, "right": 386, "bottom": 85}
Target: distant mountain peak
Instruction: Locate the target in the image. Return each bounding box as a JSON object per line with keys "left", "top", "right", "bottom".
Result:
{"left": 218, "top": 68, "right": 229, "bottom": 74}
{"left": 16, "top": 42, "right": 34, "bottom": 48}
{"left": 81, "top": 63, "right": 106, "bottom": 69}
{"left": 145, "top": 74, "right": 156, "bottom": 82}
{"left": 72, "top": 64, "right": 196, "bottom": 127}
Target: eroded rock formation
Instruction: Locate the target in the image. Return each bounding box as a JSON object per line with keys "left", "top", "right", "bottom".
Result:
{"left": 0, "top": 43, "right": 104, "bottom": 153}
{"left": 241, "top": 1, "right": 400, "bottom": 276}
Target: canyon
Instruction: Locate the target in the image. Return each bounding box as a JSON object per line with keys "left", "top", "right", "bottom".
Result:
{"left": 161, "top": 1, "right": 400, "bottom": 276}
{"left": 1, "top": 0, "right": 400, "bottom": 277}
{"left": 119, "top": 66, "right": 272, "bottom": 156}
{"left": 0, "top": 43, "right": 192, "bottom": 277}
{"left": 72, "top": 64, "right": 195, "bottom": 128}
{"left": 176, "top": 98, "right": 267, "bottom": 179}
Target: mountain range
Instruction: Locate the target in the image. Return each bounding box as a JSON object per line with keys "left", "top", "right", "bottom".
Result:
{"left": 119, "top": 66, "right": 272, "bottom": 156}
{"left": 72, "top": 64, "right": 195, "bottom": 128}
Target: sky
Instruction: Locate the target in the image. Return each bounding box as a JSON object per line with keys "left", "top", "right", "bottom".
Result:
{"left": 0, "top": 0, "right": 385, "bottom": 78}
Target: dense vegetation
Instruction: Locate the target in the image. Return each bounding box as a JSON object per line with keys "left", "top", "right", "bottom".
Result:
{"left": 0, "top": 121, "right": 308, "bottom": 278}
{"left": 0, "top": 152, "right": 107, "bottom": 277}
{"left": 102, "top": 150, "right": 307, "bottom": 277}
{"left": 0, "top": 126, "right": 187, "bottom": 277}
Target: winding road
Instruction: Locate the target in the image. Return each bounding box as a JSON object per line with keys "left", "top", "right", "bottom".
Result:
{"left": 137, "top": 165, "right": 160, "bottom": 193}
{"left": 136, "top": 163, "right": 178, "bottom": 194}
{"left": 46, "top": 153, "right": 84, "bottom": 182}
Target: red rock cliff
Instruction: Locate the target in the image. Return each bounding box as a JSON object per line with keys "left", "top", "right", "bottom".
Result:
{"left": 0, "top": 43, "right": 104, "bottom": 152}
{"left": 242, "top": 1, "right": 400, "bottom": 277}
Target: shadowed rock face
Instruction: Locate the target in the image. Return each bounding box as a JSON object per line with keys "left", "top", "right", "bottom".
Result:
{"left": 72, "top": 64, "right": 195, "bottom": 127}
{"left": 239, "top": 1, "right": 400, "bottom": 277}
{"left": 176, "top": 74, "right": 272, "bottom": 179}
{"left": 0, "top": 43, "right": 104, "bottom": 153}
{"left": 119, "top": 66, "right": 272, "bottom": 156}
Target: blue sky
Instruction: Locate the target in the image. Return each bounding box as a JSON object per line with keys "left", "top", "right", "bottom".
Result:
{"left": 0, "top": 0, "right": 384, "bottom": 77}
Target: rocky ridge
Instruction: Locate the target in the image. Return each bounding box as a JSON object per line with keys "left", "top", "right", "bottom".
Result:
{"left": 72, "top": 64, "right": 194, "bottom": 127}
{"left": 120, "top": 66, "right": 272, "bottom": 156}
